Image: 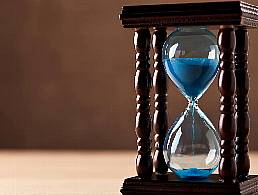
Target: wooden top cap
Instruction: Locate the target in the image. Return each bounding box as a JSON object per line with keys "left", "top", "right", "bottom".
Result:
{"left": 120, "top": 1, "right": 258, "bottom": 28}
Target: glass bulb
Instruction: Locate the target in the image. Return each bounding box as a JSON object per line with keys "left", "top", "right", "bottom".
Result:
{"left": 162, "top": 26, "right": 220, "bottom": 179}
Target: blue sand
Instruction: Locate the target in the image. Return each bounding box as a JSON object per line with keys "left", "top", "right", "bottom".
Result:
{"left": 174, "top": 167, "right": 217, "bottom": 179}
{"left": 163, "top": 58, "right": 219, "bottom": 100}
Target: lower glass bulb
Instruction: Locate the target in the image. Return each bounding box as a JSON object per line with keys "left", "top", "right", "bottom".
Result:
{"left": 163, "top": 102, "right": 220, "bottom": 179}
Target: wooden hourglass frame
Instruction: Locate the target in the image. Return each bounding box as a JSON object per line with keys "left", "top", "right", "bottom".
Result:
{"left": 119, "top": 1, "right": 258, "bottom": 195}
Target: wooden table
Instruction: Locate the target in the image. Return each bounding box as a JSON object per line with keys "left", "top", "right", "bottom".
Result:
{"left": 0, "top": 150, "right": 257, "bottom": 195}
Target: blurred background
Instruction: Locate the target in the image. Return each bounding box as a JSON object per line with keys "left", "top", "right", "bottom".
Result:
{"left": 0, "top": 0, "right": 257, "bottom": 150}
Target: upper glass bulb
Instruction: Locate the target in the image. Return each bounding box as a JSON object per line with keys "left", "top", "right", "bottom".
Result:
{"left": 162, "top": 26, "right": 220, "bottom": 101}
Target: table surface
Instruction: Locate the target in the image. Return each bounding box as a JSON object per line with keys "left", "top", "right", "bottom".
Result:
{"left": 0, "top": 150, "right": 258, "bottom": 195}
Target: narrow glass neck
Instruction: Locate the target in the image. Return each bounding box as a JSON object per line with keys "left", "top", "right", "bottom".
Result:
{"left": 188, "top": 100, "right": 198, "bottom": 108}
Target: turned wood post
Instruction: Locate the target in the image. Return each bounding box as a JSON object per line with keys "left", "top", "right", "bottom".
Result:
{"left": 134, "top": 28, "right": 153, "bottom": 178}
{"left": 152, "top": 27, "right": 168, "bottom": 175}
{"left": 235, "top": 27, "right": 250, "bottom": 180}
{"left": 218, "top": 26, "right": 237, "bottom": 182}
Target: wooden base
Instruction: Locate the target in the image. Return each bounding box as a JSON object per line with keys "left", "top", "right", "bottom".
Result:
{"left": 121, "top": 173, "right": 258, "bottom": 195}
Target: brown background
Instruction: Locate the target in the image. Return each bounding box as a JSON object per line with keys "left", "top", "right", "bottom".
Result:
{"left": 0, "top": 0, "right": 257, "bottom": 150}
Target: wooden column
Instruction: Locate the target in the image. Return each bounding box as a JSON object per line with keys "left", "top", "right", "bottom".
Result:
{"left": 152, "top": 27, "right": 168, "bottom": 175}
{"left": 218, "top": 26, "right": 237, "bottom": 182}
{"left": 134, "top": 28, "right": 153, "bottom": 178}
{"left": 235, "top": 27, "right": 250, "bottom": 180}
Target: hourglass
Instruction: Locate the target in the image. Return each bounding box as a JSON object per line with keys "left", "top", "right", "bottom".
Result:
{"left": 120, "top": 1, "right": 258, "bottom": 194}
{"left": 162, "top": 26, "right": 220, "bottom": 179}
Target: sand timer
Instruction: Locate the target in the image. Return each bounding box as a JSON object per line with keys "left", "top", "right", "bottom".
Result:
{"left": 162, "top": 26, "right": 221, "bottom": 179}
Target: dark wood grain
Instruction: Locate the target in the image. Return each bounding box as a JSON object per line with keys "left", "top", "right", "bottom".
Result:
{"left": 120, "top": 1, "right": 258, "bottom": 28}
{"left": 134, "top": 28, "right": 153, "bottom": 178}
{"left": 152, "top": 27, "right": 168, "bottom": 175}
{"left": 218, "top": 26, "right": 237, "bottom": 183}
{"left": 235, "top": 27, "right": 250, "bottom": 180}
{"left": 121, "top": 173, "right": 258, "bottom": 195}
